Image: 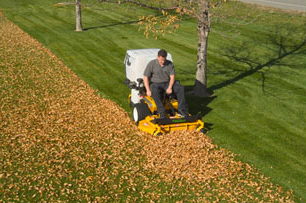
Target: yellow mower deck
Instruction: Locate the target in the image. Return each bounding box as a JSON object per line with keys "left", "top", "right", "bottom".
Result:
{"left": 131, "top": 94, "right": 205, "bottom": 136}
{"left": 138, "top": 114, "right": 204, "bottom": 136}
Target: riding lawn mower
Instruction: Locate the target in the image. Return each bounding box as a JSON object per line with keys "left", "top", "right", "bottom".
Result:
{"left": 124, "top": 49, "right": 205, "bottom": 136}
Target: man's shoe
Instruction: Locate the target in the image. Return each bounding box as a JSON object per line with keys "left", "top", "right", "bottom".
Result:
{"left": 177, "top": 110, "right": 189, "bottom": 118}
{"left": 159, "top": 112, "right": 166, "bottom": 119}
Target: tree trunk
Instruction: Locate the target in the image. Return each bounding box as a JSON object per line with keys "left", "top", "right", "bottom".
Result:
{"left": 193, "top": 0, "right": 211, "bottom": 97}
{"left": 75, "top": 0, "right": 83, "bottom": 31}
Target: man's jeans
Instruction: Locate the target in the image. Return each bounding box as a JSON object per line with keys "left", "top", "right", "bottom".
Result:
{"left": 150, "top": 81, "right": 187, "bottom": 114}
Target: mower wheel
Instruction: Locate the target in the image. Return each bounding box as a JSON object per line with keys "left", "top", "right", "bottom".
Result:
{"left": 200, "top": 128, "right": 207, "bottom": 134}
{"left": 153, "top": 131, "right": 162, "bottom": 136}
{"left": 133, "top": 103, "right": 150, "bottom": 122}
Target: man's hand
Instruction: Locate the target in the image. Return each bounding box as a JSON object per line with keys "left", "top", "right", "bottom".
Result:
{"left": 166, "top": 75, "right": 175, "bottom": 95}
{"left": 146, "top": 90, "right": 152, "bottom": 97}
{"left": 166, "top": 87, "right": 172, "bottom": 95}
{"left": 143, "top": 76, "right": 151, "bottom": 97}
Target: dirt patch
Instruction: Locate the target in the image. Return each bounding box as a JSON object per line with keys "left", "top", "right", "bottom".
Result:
{"left": 0, "top": 13, "right": 296, "bottom": 202}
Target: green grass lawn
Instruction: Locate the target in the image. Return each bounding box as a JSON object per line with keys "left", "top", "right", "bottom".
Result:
{"left": 1, "top": 0, "right": 305, "bottom": 202}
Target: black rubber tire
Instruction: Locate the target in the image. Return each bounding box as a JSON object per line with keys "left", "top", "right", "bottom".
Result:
{"left": 133, "top": 103, "right": 150, "bottom": 122}
{"left": 200, "top": 128, "right": 207, "bottom": 134}
{"left": 153, "top": 130, "right": 162, "bottom": 136}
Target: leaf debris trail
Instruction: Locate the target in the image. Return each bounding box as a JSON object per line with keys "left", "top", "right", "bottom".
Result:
{"left": 0, "top": 14, "right": 295, "bottom": 202}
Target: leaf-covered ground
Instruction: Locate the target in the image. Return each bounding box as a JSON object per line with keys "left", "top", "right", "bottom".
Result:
{"left": 0, "top": 14, "right": 296, "bottom": 202}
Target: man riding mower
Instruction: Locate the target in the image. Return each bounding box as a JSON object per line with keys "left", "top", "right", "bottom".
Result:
{"left": 124, "top": 48, "right": 205, "bottom": 136}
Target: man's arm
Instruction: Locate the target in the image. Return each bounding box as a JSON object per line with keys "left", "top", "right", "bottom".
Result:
{"left": 143, "top": 76, "right": 151, "bottom": 97}
{"left": 166, "top": 75, "right": 175, "bottom": 94}
{"left": 143, "top": 62, "right": 152, "bottom": 97}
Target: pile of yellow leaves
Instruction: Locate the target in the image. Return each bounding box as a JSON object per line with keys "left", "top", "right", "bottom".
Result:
{"left": 141, "top": 130, "right": 296, "bottom": 202}
{"left": 0, "top": 14, "right": 295, "bottom": 202}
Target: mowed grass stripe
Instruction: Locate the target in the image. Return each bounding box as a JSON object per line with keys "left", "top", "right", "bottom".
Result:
{"left": 20, "top": 8, "right": 134, "bottom": 101}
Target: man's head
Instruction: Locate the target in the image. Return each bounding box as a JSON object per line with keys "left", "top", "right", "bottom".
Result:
{"left": 157, "top": 49, "right": 167, "bottom": 67}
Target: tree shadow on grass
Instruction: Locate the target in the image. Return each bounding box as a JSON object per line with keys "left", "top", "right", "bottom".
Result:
{"left": 185, "top": 88, "right": 215, "bottom": 131}
{"left": 183, "top": 24, "right": 306, "bottom": 127}
{"left": 209, "top": 24, "right": 306, "bottom": 93}
{"left": 84, "top": 19, "right": 140, "bottom": 31}
{"left": 83, "top": 12, "right": 164, "bottom": 31}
